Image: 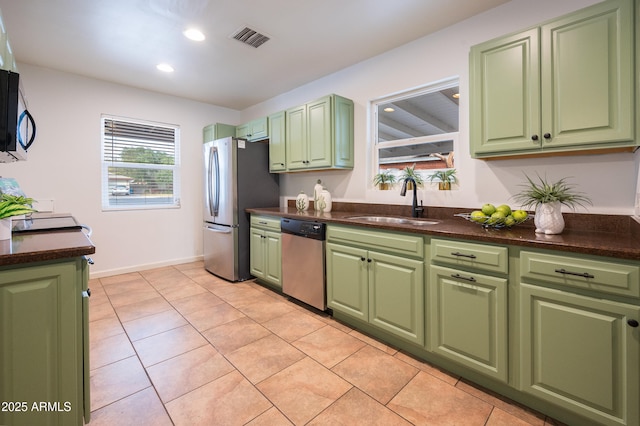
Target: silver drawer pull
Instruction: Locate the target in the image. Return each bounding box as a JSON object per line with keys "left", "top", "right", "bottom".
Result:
{"left": 451, "top": 273, "right": 476, "bottom": 282}
{"left": 554, "top": 268, "right": 595, "bottom": 279}
{"left": 451, "top": 251, "right": 477, "bottom": 259}
{"left": 258, "top": 221, "right": 268, "bottom": 225}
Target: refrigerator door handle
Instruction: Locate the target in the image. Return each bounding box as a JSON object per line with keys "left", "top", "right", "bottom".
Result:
{"left": 212, "top": 147, "right": 220, "bottom": 216}
{"left": 206, "top": 225, "right": 232, "bottom": 234}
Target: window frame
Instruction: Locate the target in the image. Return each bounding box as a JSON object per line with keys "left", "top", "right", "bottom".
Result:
{"left": 101, "top": 115, "right": 181, "bottom": 211}
{"left": 370, "top": 77, "right": 459, "bottom": 187}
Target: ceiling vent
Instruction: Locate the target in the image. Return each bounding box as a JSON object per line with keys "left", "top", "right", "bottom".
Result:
{"left": 230, "top": 26, "right": 270, "bottom": 48}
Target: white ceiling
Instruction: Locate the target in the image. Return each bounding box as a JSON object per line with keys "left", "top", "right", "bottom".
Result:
{"left": 0, "top": 0, "right": 508, "bottom": 110}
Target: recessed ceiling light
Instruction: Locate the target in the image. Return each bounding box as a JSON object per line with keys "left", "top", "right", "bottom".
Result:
{"left": 452, "top": 93, "right": 460, "bottom": 99}
{"left": 156, "top": 63, "right": 174, "bottom": 73}
{"left": 384, "top": 107, "right": 395, "bottom": 112}
{"left": 184, "top": 28, "right": 205, "bottom": 42}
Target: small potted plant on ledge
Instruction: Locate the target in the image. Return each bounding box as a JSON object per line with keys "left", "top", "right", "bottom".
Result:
{"left": 427, "top": 168, "right": 457, "bottom": 190}
{"left": 513, "top": 174, "right": 591, "bottom": 235}
{"left": 400, "top": 164, "right": 423, "bottom": 190}
{"left": 0, "top": 194, "right": 37, "bottom": 240}
{"left": 373, "top": 170, "right": 397, "bottom": 190}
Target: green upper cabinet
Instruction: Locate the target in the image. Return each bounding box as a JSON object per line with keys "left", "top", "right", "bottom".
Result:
{"left": 470, "top": 0, "right": 636, "bottom": 158}
{"left": 203, "top": 123, "right": 236, "bottom": 143}
{"left": 236, "top": 117, "right": 269, "bottom": 142}
{"left": 285, "top": 94, "right": 354, "bottom": 171}
{"left": 268, "top": 111, "right": 286, "bottom": 172}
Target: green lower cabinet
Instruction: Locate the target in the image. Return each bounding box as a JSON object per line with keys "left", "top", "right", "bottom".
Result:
{"left": 250, "top": 227, "right": 282, "bottom": 288}
{"left": 368, "top": 251, "right": 424, "bottom": 345}
{"left": 520, "top": 283, "right": 640, "bottom": 426}
{"left": 326, "top": 241, "right": 424, "bottom": 345}
{"left": 428, "top": 265, "right": 508, "bottom": 382}
{"left": 326, "top": 242, "right": 368, "bottom": 321}
{"left": 0, "top": 258, "right": 90, "bottom": 426}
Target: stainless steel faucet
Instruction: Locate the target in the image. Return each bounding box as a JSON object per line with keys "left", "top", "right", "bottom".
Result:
{"left": 400, "top": 177, "right": 424, "bottom": 218}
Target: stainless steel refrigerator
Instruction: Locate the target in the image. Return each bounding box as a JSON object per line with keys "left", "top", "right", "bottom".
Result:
{"left": 203, "top": 137, "right": 279, "bottom": 281}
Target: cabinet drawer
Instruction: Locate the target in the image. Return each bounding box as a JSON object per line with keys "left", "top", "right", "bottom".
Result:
{"left": 327, "top": 225, "right": 423, "bottom": 258}
{"left": 431, "top": 238, "right": 508, "bottom": 274}
{"left": 250, "top": 215, "right": 281, "bottom": 231}
{"left": 520, "top": 251, "right": 640, "bottom": 299}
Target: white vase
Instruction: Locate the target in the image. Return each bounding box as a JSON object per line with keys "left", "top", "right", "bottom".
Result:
{"left": 0, "top": 218, "right": 11, "bottom": 240}
{"left": 534, "top": 201, "right": 565, "bottom": 235}
{"left": 313, "top": 180, "right": 323, "bottom": 211}
{"left": 295, "top": 191, "right": 309, "bottom": 211}
{"left": 319, "top": 189, "right": 332, "bottom": 212}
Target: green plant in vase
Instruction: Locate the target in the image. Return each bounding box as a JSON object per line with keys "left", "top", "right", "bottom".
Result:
{"left": 512, "top": 174, "right": 591, "bottom": 235}
{"left": 373, "top": 171, "right": 397, "bottom": 190}
{"left": 0, "top": 194, "right": 37, "bottom": 219}
{"left": 427, "top": 168, "right": 457, "bottom": 190}
{"left": 399, "top": 164, "right": 423, "bottom": 190}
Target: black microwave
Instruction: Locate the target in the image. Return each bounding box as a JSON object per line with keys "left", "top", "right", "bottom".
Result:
{"left": 0, "top": 69, "right": 35, "bottom": 162}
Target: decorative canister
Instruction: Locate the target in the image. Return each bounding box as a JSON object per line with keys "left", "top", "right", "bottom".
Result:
{"left": 313, "top": 179, "right": 323, "bottom": 211}
{"left": 320, "top": 188, "right": 332, "bottom": 212}
{"left": 295, "top": 191, "right": 309, "bottom": 211}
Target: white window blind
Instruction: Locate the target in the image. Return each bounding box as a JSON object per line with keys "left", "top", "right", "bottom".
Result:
{"left": 101, "top": 115, "right": 180, "bottom": 210}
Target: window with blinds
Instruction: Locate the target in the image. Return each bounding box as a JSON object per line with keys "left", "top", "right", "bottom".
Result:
{"left": 101, "top": 115, "right": 180, "bottom": 210}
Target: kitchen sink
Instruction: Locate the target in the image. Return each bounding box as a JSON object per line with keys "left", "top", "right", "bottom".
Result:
{"left": 346, "top": 215, "right": 440, "bottom": 226}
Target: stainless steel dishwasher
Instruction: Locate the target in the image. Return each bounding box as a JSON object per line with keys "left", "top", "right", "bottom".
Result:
{"left": 280, "top": 217, "right": 327, "bottom": 311}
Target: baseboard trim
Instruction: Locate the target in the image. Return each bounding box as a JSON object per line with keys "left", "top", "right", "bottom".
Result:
{"left": 90, "top": 255, "right": 204, "bottom": 279}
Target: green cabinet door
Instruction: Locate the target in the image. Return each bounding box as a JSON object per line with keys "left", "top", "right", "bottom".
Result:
{"left": 470, "top": 28, "right": 541, "bottom": 155}
{"left": 540, "top": 0, "right": 634, "bottom": 150}
{"left": 326, "top": 242, "right": 368, "bottom": 321}
{"left": 307, "top": 96, "right": 333, "bottom": 169}
{"left": 520, "top": 284, "right": 640, "bottom": 426}
{"left": 470, "top": 0, "right": 635, "bottom": 158}
{"left": 0, "top": 260, "right": 88, "bottom": 426}
{"left": 268, "top": 111, "right": 286, "bottom": 172}
{"left": 203, "top": 123, "right": 236, "bottom": 143}
{"left": 235, "top": 123, "right": 250, "bottom": 139}
{"left": 264, "top": 230, "right": 282, "bottom": 288}
{"left": 250, "top": 227, "right": 267, "bottom": 279}
{"left": 285, "top": 104, "right": 307, "bottom": 170}
{"left": 369, "top": 251, "right": 424, "bottom": 345}
{"left": 428, "top": 265, "right": 508, "bottom": 382}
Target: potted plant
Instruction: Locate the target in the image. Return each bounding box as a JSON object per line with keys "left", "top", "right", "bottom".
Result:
{"left": 373, "top": 171, "right": 397, "bottom": 190}
{"left": 512, "top": 174, "right": 591, "bottom": 235}
{"left": 0, "top": 194, "right": 37, "bottom": 240}
{"left": 427, "top": 168, "right": 457, "bottom": 190}
{"left": 399, "top": 164, "right": 423, "bottom": 190}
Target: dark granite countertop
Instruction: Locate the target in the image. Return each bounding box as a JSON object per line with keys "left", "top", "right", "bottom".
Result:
{"left": 0, "top": 215, "right": 95, "bottom": 267}
{"left": 248, "top": 202, "right": 640, "bottom": 261}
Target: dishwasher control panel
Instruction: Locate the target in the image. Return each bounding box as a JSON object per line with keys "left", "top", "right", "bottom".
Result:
{"left": 280, "top": 218, "right": 326, "bottom": 240}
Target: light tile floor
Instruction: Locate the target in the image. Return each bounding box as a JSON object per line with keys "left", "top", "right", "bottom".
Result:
{"left": 88, "top": 261, "right": 563, "bottom": 425}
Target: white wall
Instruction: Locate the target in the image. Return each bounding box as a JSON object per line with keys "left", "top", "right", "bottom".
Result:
{"left": 0, "top": 65, "right": 240, "bottom": 277}
{"left": 243, "top": 0, "right": 637, "bottom": 216}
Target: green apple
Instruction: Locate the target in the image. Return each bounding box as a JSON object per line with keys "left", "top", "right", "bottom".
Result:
{"left": 487, "top": 211, "right": 505, "bottom": 225}
{"left": 496, "top": 204, "right": 511, "bottom": 216}
{"left": 504, "top": 215, "right": 516, "bottom": 227}
{"left": 470, "top": 210, "right": 486, "bottom": 223}
{"left": 481, "top": 203, "right": 496, "bottom": 216}
{"left": 512, "top": 210, "right": 528, "bottom": 222}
